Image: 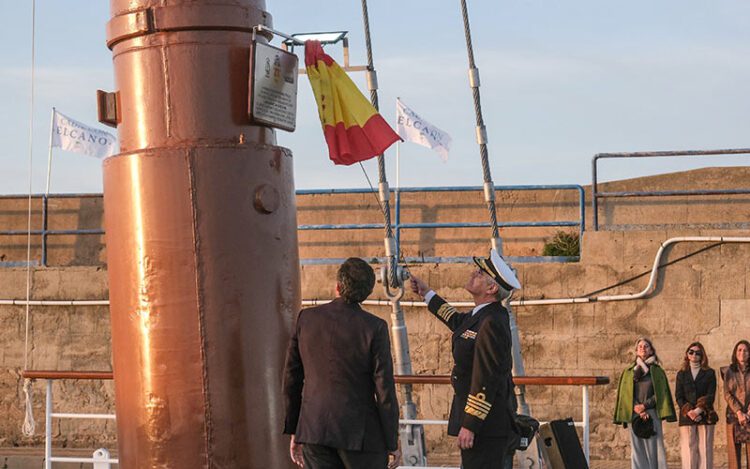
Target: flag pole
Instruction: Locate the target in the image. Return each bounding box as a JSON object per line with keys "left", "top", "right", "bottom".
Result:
{"left": 44, "top": 108, "right": 55, "bottom": 196}
{"left": 395, "top": 140, "right": 400, "bottom": 254}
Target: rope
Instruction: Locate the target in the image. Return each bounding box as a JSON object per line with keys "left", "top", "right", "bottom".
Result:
{"left": 22, "top": 0, "right": 37, "bottom": 436}
{"left": 358, "top": 162, "right": 386, "bottom": 215}
{"left": 22, "top": 379, "right": 35, "bottom": 436}
{"left": 459, "top": 0, "right": 500, "bottom": 242}
{"left": 360, "top": 0, "right": 398, "bottom": 288}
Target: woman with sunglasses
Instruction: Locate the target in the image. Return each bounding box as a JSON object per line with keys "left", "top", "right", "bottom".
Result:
{"left": 675, "top": 342, "right": 717, "bottom": 469}
{"left": 724, "top": 340, "right": 750, "bottom": 469}
{"left": 614, "top": 337, "right": 676, "bottom": 469}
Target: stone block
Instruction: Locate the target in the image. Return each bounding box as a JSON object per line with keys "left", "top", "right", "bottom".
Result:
{"left": 700, "top": 262, "right": 746, "bottom": 300}
{"left": 656, "top": 265, "right": 701, "bottom": 299}
{"left": 697, "top": 300, "right": 750, "bottom": 361}
{"left": 515, "top": 304, "right": 552, "bottom": 336}
{"left": 558, "top": 264, "right": 588, "bottom": 297}
{"left": 655, "top": 299, "right": 719, "bottom": 337}
{"left": 621, "top": 230, "right": 668, "bottom": 267}
{"left": 577, "top": 334, "right": 635, "bottom": 370}
{"left": 606, "top": 265, "right": 652, "bottom": 297}
{"left": 600, "top": 300, "right": 639, "bottom": 332}
{"left": 582, "top": 264, "right": 616, "bottom": 297}
{"left": 408, "top": 333, "right": 442, "bottom": 374}
{"left": 552, "top": 305, "right": 579, "bottom": 337}
{"left": 0, "top": 270, "right": 28, "bottom": 297}
{"left": 572, "top": 304, "right": 603, "bottom": 338}
{"left": 633, "top": 301, "right": 666, "bottom": 336}
{"left": 581, "top": 231, "right": 624, "bottom": 268}
{"left": 527, "top": 337, "right": 579, "bottom": 370}
{"left": 300, "top": 264, "right": 337, "bottom": 299}
{"left": 721, "top": 241, "right": 750, "bottom": 262}
{"left": 521, "top": 264, "right": 563, "bottom": 299}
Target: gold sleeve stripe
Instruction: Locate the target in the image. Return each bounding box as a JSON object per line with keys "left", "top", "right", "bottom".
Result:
{"left": 467, "top": 395, "right": 492, "bottom": 412}
{"left": 466, "top": 401, "right": 490, "bottom": 414}
{"left": 464, "top": 404, "right": 488, "bottom": 420}
{"left": 436, "top": 303, "right": 457, "bottom": 322}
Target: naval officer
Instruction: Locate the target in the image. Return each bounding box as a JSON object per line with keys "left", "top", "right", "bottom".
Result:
{"left": 410, "top": 249, "right": 520, "bottom": 469}
{"left": 282, "top": 257, "right": 401, "bottom": 469}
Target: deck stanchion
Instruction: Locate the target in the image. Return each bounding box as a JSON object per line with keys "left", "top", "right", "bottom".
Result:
{"left": 583, "top": 384, "right": 590, "bottom": 463}
{"left": 44, "top": 379, "right": 52, "bottom": 469}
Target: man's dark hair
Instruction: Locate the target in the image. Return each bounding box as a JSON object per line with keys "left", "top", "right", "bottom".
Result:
{"left": 337, "top": 258, "right": 375, "bottom": 303}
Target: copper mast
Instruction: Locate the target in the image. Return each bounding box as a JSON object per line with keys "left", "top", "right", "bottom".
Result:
{"left": 102, "top": 1, "right": 299, "bottom": 467}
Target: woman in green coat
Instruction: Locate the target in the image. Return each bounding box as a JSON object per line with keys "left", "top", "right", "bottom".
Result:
{"left": 614, "top": 337, "right": 677, "bottom": 469}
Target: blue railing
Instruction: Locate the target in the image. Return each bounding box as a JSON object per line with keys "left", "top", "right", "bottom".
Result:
{"left": 591, "top": 148, "right": 750, "bottom": 230}
{"left": 298, "top": 185, "right": 585, "bottom": 264}
{"left": 0, "top": 194, "right": 104, "bottom": 267}
{"left": 0, "top": 185, "right": 585, "bottom": 266}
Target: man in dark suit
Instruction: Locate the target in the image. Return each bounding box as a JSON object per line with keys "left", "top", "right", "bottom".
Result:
{"left": 283, "top": 257, "right": 401, "bottom": 469}
{"left": 410, "top": 249, "right": 520, "bottom": 469}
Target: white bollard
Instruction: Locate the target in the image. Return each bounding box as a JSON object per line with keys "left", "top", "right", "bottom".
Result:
{"left": 93, "top": 448, "right": 111, "bottom": 469}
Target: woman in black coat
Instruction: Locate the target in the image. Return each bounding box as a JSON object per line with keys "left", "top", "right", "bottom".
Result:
{"left": 675, "top": 342, "right": 717, "bottom": 469}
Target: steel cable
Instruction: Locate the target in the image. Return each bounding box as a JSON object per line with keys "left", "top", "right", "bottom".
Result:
{"left": 360, "top": 0, "right": 398, "bottom": 288}
{"left": 459, "top": 0, "right": 500, "bottom": 242}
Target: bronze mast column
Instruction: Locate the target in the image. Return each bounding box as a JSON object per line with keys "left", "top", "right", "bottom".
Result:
{"left": 102, "top": 2, "right": 299, "bottom": 467}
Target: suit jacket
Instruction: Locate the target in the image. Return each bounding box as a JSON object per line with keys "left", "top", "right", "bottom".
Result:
{"left": 427, "top": 294, "right": 515, "bottom": 437}
{"left": 282, "top": 297, "right": 399, "bottom": 452}
{"left": 722, "top": 365, "right": 750, "bottom": 423}
{"left": 675, "top": 367, "right": 717, "bottom": 426}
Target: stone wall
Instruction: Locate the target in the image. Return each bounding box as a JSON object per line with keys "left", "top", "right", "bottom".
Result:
{"left": 0, "top": 267, "right": 113, "bottom": 453}
{"left": 299, "top": 230, "right": 750, "bottom": 465}
{"left": 1, "top": 166, "right": 750, "bottom": 466}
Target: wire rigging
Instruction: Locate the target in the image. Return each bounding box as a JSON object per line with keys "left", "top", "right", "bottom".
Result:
{"left": 22, "top": 0, "right": 38, "bottom": 437}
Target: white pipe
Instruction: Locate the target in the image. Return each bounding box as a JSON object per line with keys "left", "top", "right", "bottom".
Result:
{"left": 304, "top": 237, "right": 750, "bottom": 309}
{"left": 595, "top": 236, "right": 747, "bottom": 301}
{"left": 5, "top": 237, "right": 749, "bottom": 309}
{"left": 518, "top": 236, "right": 750, "bottom": 305}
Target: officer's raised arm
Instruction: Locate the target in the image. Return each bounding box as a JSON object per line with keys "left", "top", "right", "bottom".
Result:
{"left": 411, "top": 273, "right": 467, "bottom": 332}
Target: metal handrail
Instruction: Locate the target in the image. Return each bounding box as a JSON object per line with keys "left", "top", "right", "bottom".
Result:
{"left": 0, "top": 193, "right": 104, "bottom": 267}
{"left": 21, "top": 370, "right": 117, "bottom": 468}
{"left": 591, "top": 148, "right": 750, "bottom": 230}
{"left": 396, "top": 374, "right": 610, "bottom": 465}
{"left": 301, "top": 184, "right": 586, "bottom": 263}
{"left": 23, "top": 371, "right": 607, "bottom": 466}
{"left": 0, "top": 185, "right": 585, "bottom": 266}
{"left": 395, "top": 374, "right": 609, "bottom": 386}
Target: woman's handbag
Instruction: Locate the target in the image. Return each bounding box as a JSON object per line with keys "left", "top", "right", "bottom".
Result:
{"left": 734, "top": 423, "right": 750, "bottom": 444}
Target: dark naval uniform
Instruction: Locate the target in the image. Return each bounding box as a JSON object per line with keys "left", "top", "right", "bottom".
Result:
{"left": 428, "top": 293, "right": 516, "bottom": 467}
{"left": 282, "top": 297, "right": 399, "bottom": 468}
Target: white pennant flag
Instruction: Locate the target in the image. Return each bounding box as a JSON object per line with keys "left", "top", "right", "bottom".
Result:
{"left": 51, "top": 110, "right": 117, "bottom": 159}
{"left": 396, "top": 98, "right": 451, "bottom": 161}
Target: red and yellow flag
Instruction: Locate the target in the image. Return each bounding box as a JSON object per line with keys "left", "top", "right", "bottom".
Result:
{"left": 305, "top": 41, "right": 400, "bottom": 166}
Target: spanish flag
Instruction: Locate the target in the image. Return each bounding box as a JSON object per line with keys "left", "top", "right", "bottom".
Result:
{"left": 305, "top": 41, "right": 400, "bottom": 166}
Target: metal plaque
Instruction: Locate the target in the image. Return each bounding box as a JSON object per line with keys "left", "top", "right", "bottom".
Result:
{"left": 249, "top": 41, "right": 299, "bottom": 132}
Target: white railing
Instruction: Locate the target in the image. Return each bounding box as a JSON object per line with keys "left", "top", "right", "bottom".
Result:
{"left": 44, "top": 379, "right": 118, "bottom": 468}
{"left": 23, "top": 371, "right": 118, "bottom": 468}
{"left": 394, "top": 375, "right": 608, "bottom": 468}
{"left": 24, "top": 371, "right": 605, "bottom": 468}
